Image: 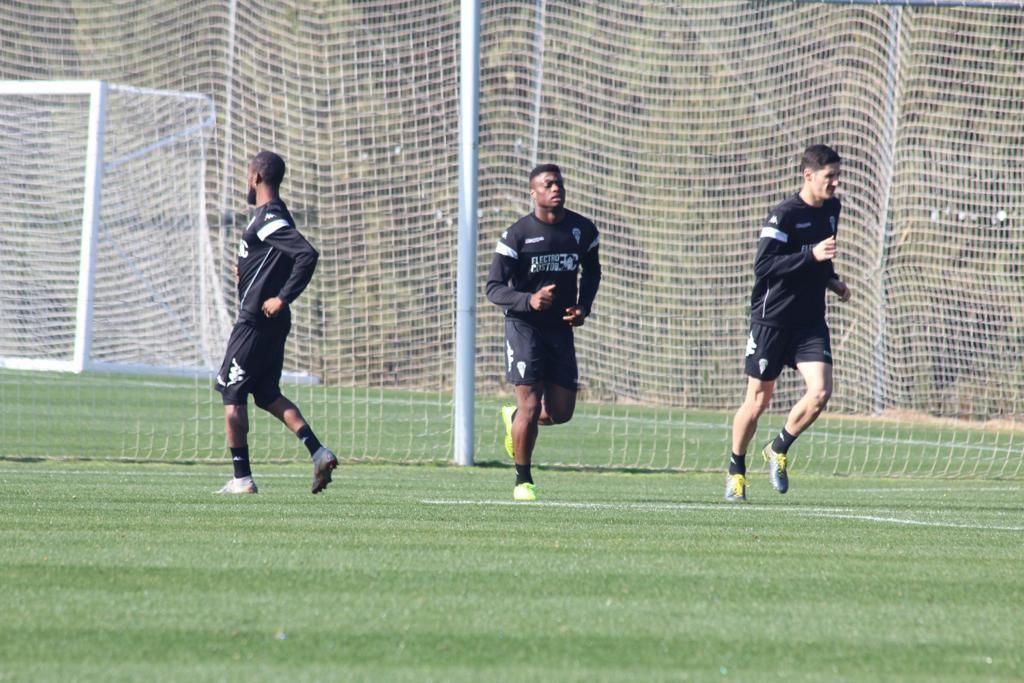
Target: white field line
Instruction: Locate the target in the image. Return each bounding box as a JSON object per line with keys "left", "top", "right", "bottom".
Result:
{"left": 1, "top": 468, "right": 1019, "bottom": 494}
{"left": 842, "top": 486, "right": 1022, "bottom": 494}
{"left": 0, "top": 468, "right": 307, "bottom": 479}
{"left": 2, "top": 468, "right": 1019, "bottom": 531}
{"left": 419, "top": 499, "right": 1024, "bottom": 532}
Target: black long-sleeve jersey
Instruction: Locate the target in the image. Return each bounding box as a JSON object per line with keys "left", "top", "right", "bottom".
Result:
{"left": 486, "top": 209, "right": 601, "bottom": 328}
{"left": 235, "top": 198, "right": 319, "bottom": 329}
{"left": 750, "top": 193, "right": 840, "bottom": 329}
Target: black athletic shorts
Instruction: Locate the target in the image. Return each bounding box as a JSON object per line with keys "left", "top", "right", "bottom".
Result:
{"left": 504, "top": 318, "right": 578, "bottom": 390}
{"left": 743, "top": 320, "right": 832, "bottom": 381}
{"left": 214, "top": 321, "right": 290, "bottom": 407}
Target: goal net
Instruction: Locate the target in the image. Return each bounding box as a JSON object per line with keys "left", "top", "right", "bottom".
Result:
{"left": 1, "top": 2, "right": 1023, "bottom": 478}
{"left": 0, "top": 80, "right": 226, "bottom": 375}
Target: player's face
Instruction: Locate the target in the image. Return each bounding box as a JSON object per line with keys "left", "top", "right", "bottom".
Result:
{"left": 804, "top": 163, "right": 841, "bottom": 204}
{"left": 246, "top": 165, "right": 259, "bottom": 205}
{"left": 530, "top": 172, "right": 565, "bottom": 211}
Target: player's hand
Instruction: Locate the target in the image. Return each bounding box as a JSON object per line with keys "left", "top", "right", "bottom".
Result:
{"left": 262, "top": 296, "right": 287, "bottom": 318}
{"left": 563, "top": 306, "right": 586, "bottom": 327}
{"left": 812, "top": 236, "right": 837, "bottom": 262}
{"left": 529, "top": 283, "right": 556, "bottom": 311}
{"left": 829, "top": 279, "right": 851, "bottom": 302}
{"left": 232, "top": 263, "right": 240, "bottom": 284}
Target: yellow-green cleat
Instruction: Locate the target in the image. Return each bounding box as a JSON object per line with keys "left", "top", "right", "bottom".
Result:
{"left": 724, "top": 473, "right": 747, "bottom": 502}
{"left": 513, "top": 482, "right": 536, "bottom": 502}
{"left": 501, "top": 405, "right": 516, "bottom": 459}
{"left": 762, "top": 442, "right": 789, "bottom": 494}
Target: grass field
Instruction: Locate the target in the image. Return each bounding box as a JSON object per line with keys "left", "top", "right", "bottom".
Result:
{"left": 1, "top": 460, "right": 1021, "bottom": 682}
{"left": 4, "top": 369, "right": 1024, "bottom": 479}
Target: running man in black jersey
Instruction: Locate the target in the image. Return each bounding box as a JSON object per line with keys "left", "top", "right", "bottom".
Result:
{"left": 726, "top": 144, "right": 851, "bottom": 502}
{"left": 214, "top": 151, "right": 337, "bottom": 494}
{"left": 486, "top": 164, "right": 602, "bottom": 501}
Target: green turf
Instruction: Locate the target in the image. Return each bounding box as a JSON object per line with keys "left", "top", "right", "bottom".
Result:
{"left": 0, "top": 461, "right": 1020, "bottom": 682}
{"left": 3, "top": 369, "right": 1024, "bottom": 479}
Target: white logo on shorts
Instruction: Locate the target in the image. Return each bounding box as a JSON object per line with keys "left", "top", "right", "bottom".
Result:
{"left": 506, "top": 340, "right": 514, "bottom": 373}
{"left": 758, "top": 358, "right": 768, "bottom": 375}
{"left": 227, "top": 357, "right": 246, "bottom": 386}
{"left": 745, "top": 332, "right": 757, "bottom": 357}
{"left": 516, "top": 361, "right": 527, "bottom": 378}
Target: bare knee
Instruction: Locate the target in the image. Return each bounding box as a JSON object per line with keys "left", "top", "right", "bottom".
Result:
{"left": 742, "top": 394, "right": 771, "bottom": 419}
{"left": 516, "top": 394, "right": 542, "bottom": 424}
{"left": 809, "top": 386, "right": 832, "bottom": 411}
{"left": 546, "top": 405, "right": 574, "bottom": 425}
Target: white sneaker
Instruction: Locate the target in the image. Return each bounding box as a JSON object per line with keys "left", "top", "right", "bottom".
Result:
{"left": 216, "top": 476, "right": 258, "bottom": 494}
{"left": 311, "top": 447, "right": 338, "bottom": 494}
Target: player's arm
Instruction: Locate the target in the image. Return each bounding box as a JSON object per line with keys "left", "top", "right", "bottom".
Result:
{"left": 485, "top": 234, "right": 534, "bottom": 313}
{"left": 827, "top": 274, "right": 851, "bottom": 301}
{"left": 262, "top": 226, "right": 319, "bottom": 315}
{"left": 566, "top": 231, "right": 601, "bottom": 326}
{"left": 754, "top": 219, "right": 829, "bottom": 280}
{"left": 824, "top": 205, "right": 848, "bottom": 300}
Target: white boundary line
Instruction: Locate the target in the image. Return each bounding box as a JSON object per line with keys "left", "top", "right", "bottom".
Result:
{"left": 419, "top": 499, "right": 1024, "bottom": 532}
{"left": 1, "top": 468, "right": 1019, "bottom": 531}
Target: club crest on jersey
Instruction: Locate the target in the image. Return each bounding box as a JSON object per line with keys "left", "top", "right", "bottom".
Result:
{"left": 572, "top": 227, "right": 581, "bottom": 244}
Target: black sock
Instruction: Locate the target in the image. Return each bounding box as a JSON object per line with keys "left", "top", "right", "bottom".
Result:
{"left": 296, "top": 425, "right": 322, "bottom": 457}
{"left": 772, "top": 428, "right": 796, "bottom": 454}
{"left": 231, "top": 446, "right": 251, "bottom": 479}
{"left": 728, "top": 453, "right": 746, "bottom": 476}
{"left": 515, "top": 463, "right": 533, "bottom": 485}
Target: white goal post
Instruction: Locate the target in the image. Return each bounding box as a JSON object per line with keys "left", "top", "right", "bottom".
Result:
{"left": 0, "top": 80, "right": 229, "bottom": 376}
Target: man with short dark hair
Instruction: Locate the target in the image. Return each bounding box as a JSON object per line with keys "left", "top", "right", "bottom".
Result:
{"left": 486, "top": 164, "right": 601, "bottom": 501}
{"left": 214, "top": 150, "right": 337, "bottom": 494}
{"left": 726, "top": 144, "right": 851, "bottom": 502}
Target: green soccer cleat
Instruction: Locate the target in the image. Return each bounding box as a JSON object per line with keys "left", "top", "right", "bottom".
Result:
{"left": 513, "top": 482, "right": 537, "bottom": 502}
{"left": 762, "top": 442, "right": 789, "bottom": 494}
{"left": 501, "top": 405, "right": 516, "bottom": 459}
{"left": 724, "top": 473, "right": 747, "bottom": 502}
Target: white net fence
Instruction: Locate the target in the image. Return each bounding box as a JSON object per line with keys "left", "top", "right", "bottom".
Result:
{"left": 1, "top": 1, "right": 1023, "bottom": 477}
{"left": 0, "top": 83, "right": 222, "bottom": 372}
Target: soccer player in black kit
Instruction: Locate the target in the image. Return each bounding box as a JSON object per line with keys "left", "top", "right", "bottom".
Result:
{"left": 214, "top": 151, "right": 337, "bottom": 494}
{"left": 486, "top": 164, "right": 601, "bottom": 501}
{"left": 726, "top": 144, "right": 851, "bottom": 502}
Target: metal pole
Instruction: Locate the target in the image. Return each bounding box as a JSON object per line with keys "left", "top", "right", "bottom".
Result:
{"left": 873, "top": 6, "right": 901, "bottom": 414}
{"left": 454, "top": 0, "right": 481, "bottom": 466}
{"left": 529, "top": 0, "right": 547, "bottom": 168}
{"left": 73, "top": 80, "right": 107, "bottom": 373}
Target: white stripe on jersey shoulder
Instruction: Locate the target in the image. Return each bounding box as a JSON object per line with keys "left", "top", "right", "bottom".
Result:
{"left": 760, "top": 227, "right": 788, "bottom": 243}
{"left": 257, "top": 218, "right": 290, "bottom": 241}
{"left": 587, "top": 235, "right": 599, "bottom": 252}
{"left": 496, "top": 242, "right": 518, "bottom": 259}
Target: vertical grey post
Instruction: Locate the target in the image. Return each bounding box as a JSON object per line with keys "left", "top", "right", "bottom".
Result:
{"left": 73, "top": 80, "right": 107, "bottom": 373}
{"left": 454, "top": 0, "right": 481, "bottom": 466}
{"left": 529, "top": 0, "right": 547, "bottom": 168}
{"left": 217, "top": 0, "right": 239, "bottom": 265}
{"left": 873, "top": 6, "right": 901, "bottom": 414}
